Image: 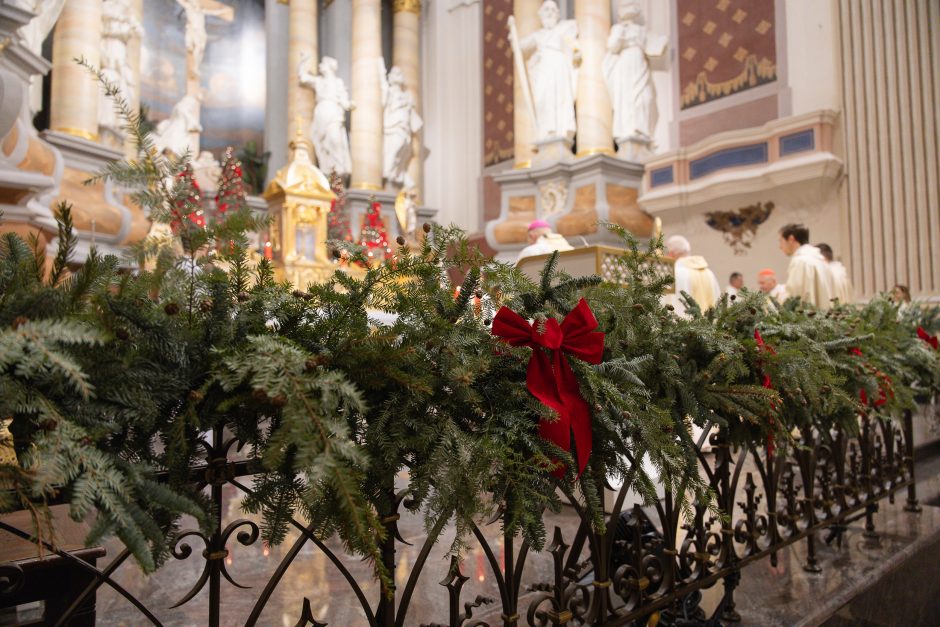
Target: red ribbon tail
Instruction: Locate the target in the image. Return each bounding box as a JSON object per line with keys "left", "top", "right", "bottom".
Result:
{"left": 528, "top": 351, "right": 570, "bottom": 471}
{"left": 557, "top": 353, "right": 593, "bottom": 476}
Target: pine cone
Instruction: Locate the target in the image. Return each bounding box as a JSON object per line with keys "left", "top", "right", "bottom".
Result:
{"left": 164, "top": 303, "right": 181, "bottom": 315}
{"left": 422, "top": 223, "right": 431, "bottom": 233}
{"left": 11, "top": 316, "right": 28, "bottom": 329}
{"left": 115, "top": 328, "right": 130, "bottom": 341}
{"left": 396, "top": 235, "right": 406, "bottom": 246}
{"left": 188, "top": 390, "right": 204, "bottom": 403}
{"left": 237, "top": 292, "right": 250, "bottom": 302}
{"left": 251, "top": 388, "right": 269, "bottom": 403}
{"left": 199, "top": 299, "right": 213, "bottom": 312}
{"left": 270, "top": 395, "right": 288, "bottom": 408}
{"left": 305, "top": 356, "right": 327, "bottom": 371}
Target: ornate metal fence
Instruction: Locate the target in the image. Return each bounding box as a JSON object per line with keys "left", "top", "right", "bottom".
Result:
{"left": 0, "top": 410, "right": 921, "bottom": 626}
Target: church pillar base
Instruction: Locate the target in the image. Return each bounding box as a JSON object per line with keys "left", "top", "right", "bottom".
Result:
{"left": 484, "top": 154, "right": 654, "bottom": 259}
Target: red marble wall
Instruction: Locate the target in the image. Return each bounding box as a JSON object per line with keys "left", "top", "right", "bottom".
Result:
{"left": 482, "top": 0, "right": 515, "bottom": 166}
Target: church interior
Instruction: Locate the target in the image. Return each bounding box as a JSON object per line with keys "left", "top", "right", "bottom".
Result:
{"left": 1, "top": 1, "right": 939, "bottom": 625}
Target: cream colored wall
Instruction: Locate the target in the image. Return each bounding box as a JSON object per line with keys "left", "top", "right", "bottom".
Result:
{"left": 784, "top": 0, "right": 841, "bottom": 116}
{"left": 659, "top": 194, "right": 843, "bottom": 295}
{"left": 423, "top": 0, "right": 483, "bottom": 233}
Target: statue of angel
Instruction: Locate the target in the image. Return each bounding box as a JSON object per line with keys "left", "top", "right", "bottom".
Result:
{"left": 381, "top": 66, "right": 423, "bottom": 188}
{"left": 298, "top": 54, "right": 353, "bottom": 179}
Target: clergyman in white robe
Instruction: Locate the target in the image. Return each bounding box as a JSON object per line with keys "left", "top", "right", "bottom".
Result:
{"left": 785, "top": 244, "right": 835, "bottom": 310}
{"left": 828, "top": 260, "right": 854, "bottom": 304}
{"left": 673, "top": 256, "right": 721, "bottom": 317}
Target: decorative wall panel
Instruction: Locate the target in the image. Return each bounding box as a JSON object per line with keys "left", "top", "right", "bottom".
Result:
{"left": 677, "top": 0, "right": 777, "bottom": 110}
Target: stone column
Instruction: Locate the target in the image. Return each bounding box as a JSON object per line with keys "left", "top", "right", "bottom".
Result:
{"left": 50, "top": 0, "right": 103, "bottom": 141}
{"left": 351, "top": 0, "right": 383, "bottom": 190}
{"left": 574, "top": 0, "right": 613, "bottom": 157}
{"left": 392, "top": 0, "right": 422, "bottom": 198}
{"left": 512, "top": 0, "right": 540, "bottom": 168}
{"left": 124, "top": 0, "right": 143, "bottom": 157}
{"left": 288, "top": 0, "right": 317, "bottom": 147}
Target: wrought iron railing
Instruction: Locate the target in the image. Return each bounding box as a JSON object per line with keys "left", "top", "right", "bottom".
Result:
{"left": 0, "top": 410, "right": 921, "bottom": 626}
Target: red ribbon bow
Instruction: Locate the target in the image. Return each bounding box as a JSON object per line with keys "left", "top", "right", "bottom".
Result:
{"left": 917, "top": 327, "right": 939, "bottom": 350}
{"left": 492, "top": 299, "right": 605, "bottom": 476}
{"left": 754, "top": 329, "right": 777, "bottom": 455}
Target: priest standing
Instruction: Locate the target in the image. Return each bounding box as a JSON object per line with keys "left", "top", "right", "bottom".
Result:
{"left": 664, "top": 235, "right": 721, "bottom": 316}
{"left": 816, "top": 243, "right": 854, "bottom": 304}
{"left": 778, "top": 224, "right": 835, "bottom": 311}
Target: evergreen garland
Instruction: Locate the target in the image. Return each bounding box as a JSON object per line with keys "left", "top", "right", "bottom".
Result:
{"left": 0, "top": 65, "right": 937, "bottom": 584}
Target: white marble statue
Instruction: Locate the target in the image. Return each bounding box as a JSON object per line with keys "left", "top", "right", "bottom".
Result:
{"left": 298, "top": 54, "right": 353, "bottom": 180}
{"left": 14, "top": 0, "right": 65, "bottom": 117}
{"left": 176, "top": 0, "right": 234, "bottom": 79}
{"left": 193, "top": 150, "right": 221, "bottom": 190}
{"left": 507, "top": 1, "right": 579, "bottom": 141}
{"left": 381, "top": 66, "right": 423, "bottom": 188}
{"left": 99, "top": 0, "right": 143, "bottom": 145}
{"left": 152, "top": 94, "right": 202, "bottom": 157}
{"left": 603, "top": 0, "right": 667, "bottom": 145}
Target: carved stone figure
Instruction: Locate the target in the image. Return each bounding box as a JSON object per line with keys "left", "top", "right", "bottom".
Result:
{"left": 98, "top": 0, "right": 143, "bottom": 145}
{"left": 152, "top": 94, "right": 202, "bottom": 157}
{"left": 15, "top": 0, "right": 66, "bottom": 116}
{"left": 507, "top": 1, "right": 579, "bottom": 141}
{"left": 603, "top": 0, "right": 667, "bottom": 145}
{"left": 176, "top": 0, "right": 234, "bottom": 79}
{"left": 298, "top": 55, "right": 353, "bottom": 180}
{"left": 382, "top": 66, "right": 422, "bottom": 188}
{"left": 192, "top": 150, "right": 221, "bottom": 190}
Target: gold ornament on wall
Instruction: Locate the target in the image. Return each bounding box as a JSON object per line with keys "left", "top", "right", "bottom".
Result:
{"left": 705, "top": 201, "right": 774, "bottom": 255}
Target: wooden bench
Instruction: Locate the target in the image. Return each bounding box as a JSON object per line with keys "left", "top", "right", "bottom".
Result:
{"left": 0, "top": 506, "right": 105, "bottom": 626}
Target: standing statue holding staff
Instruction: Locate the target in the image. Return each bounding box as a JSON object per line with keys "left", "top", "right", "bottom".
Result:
{"left": 507, "top": 1, "right": 580, "bottom": 142}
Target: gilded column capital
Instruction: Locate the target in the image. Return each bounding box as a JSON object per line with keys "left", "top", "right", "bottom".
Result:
{"left": 392, "top": 0, "right": 421, "bottom": 14}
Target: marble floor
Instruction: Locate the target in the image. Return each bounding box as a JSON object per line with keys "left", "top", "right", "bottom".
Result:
{"left": 87, "top": 454, "right": 940, "bottom": 626}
